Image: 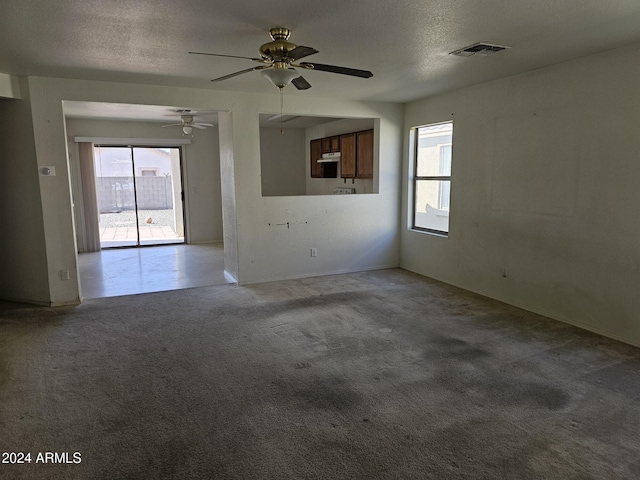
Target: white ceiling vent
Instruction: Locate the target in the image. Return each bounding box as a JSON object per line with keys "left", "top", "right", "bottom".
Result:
{"left": 449, "top": 43, "right": 511, "bottom": 57}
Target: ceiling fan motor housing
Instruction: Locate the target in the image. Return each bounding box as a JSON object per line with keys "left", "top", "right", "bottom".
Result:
{"left": 259, "top": 27, "right": 297, "bottom": 62}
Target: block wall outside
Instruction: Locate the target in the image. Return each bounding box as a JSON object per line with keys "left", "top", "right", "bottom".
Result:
{"left": 95, "top": 176, "right": 174, "bottom": 212}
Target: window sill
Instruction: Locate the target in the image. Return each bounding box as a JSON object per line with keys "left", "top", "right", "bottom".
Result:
{"left": 410, "top": 227, "right": 448, "bottom": 238}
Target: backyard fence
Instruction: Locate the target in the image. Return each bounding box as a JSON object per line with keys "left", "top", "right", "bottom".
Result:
{"left": 95, "top": 176, "right": 175, "bottom": 213}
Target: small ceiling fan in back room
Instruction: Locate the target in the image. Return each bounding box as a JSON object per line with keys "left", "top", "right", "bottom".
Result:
{"left": 161, "top": 112, "right": 214, "bottom": 135}
{"left": 189, "top": 27, "right": 374, "bottom": 131}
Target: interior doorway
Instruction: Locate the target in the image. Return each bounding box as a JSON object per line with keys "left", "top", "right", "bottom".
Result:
{"left": 93, "top": 146, "right": 185, "bottom": 248}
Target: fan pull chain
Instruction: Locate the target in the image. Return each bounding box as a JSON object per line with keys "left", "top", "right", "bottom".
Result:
{"left": 279, "top": 87, "right": 284, "bottom": 134}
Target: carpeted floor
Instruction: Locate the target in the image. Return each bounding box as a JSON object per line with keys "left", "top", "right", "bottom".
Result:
{"left": 1, "top": 268, "right": 639, "bottom": 479}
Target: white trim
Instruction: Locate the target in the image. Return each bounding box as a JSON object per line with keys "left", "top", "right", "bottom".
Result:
{"left": 236, "top": 263, "right": 399, "bottom": 286}
{"left": 73, "top": 137, "right": 191, "bottom": 146}
{"left": 223, "top": 270, "right": 238, "bottom": 284}
{"left": 0, "top": 73, "right": 21, "bottom": 99}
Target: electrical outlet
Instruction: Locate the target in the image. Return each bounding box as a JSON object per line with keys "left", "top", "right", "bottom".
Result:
{"left": 310, "top": 248, "right": 317, "bottom": 257}
{"left": 59, "top": 269, "right": 70, "bottom": 281}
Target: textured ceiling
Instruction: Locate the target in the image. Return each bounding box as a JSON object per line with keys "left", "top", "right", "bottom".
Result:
{"left": 2, "top": 0, "right": 640, "bottom": 114}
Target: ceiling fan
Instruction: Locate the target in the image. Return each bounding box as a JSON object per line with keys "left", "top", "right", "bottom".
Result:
{"left": 189, "top": 27, "right": 373, "bottom": 91}
{"left": 161, "top": 114, "right": 214, "bottom": 135}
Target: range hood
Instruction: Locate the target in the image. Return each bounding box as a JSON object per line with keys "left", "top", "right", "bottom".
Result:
{"left": 317, "top": 152, "right": 341, "bottom": 163}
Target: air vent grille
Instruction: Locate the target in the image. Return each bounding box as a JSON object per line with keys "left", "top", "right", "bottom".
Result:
{"left": 449, "top": 43, "right": 511, "bottom": 57}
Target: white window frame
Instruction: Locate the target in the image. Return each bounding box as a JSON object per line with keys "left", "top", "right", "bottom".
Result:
{"left": 411, "top": 121, "right": 453, "bottom": 236}
{"left": 436, "top": 143, "right": 452, "bottom": 210}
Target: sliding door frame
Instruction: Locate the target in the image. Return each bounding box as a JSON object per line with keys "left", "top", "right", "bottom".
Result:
{"left": 93, "top": 143, "right": 187, "bottom": 249}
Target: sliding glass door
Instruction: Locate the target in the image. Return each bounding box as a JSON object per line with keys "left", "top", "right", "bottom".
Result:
{"left": 93, "top": 146, "right": 185, "bottom": 248}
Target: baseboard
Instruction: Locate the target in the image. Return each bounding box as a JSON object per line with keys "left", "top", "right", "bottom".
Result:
{"left": 400, "top": 268, "right": 640, "bottom": 349}
{"left": 50, "top": 299, "right": 81, "bottom": 307}
{"left": 0, "top": 296, "right": 51, "bottom": 307}
{"left": 0, "top": 295, "right": 79, "bottom": 308}
{"left": 237, "top": 263, "right": 401, "bottom": 286}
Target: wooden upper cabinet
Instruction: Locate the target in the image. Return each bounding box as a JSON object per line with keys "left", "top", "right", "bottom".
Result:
{"left": 321, "top": 137, "right": 331, "bottom": 154}
{"left": 310, "top": 139, "right": 323, "bottom": 178}
{"left": 311, "top": 130, "right": 374, "bottom": 180}
{"left": 340, "top": 133, "right": 357, "bottom": 178}
{"left": 330, "top": 136, "right": 340, "bottom": 152}
{"left": 321, "top": 136, "right": 340, "bottom": 154}
{"left": 356, "top": 129, "right": 374, "bottom": 179}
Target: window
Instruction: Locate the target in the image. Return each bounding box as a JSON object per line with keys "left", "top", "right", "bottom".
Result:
{"left": 412, "top": 122, "right": 453, "bottom": 235}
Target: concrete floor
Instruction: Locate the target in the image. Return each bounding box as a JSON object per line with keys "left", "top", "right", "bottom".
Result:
{"left": 99, "top": 225, "right": 184, "bottom": 248}
{"left": 97, "top": 209, "right": 184, "bottom": 248}
{"left": 78, "top": 243, "right": 230, "bottom": 299}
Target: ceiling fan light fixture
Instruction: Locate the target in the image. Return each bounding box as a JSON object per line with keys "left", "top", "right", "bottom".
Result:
{"left": 182, "top": 126, "right": 193, "bottom": 135}
{"left": 192, "top": 27, "right": 373, "bottom": 91}
{"left": 261, "top": 68, "right": 299, "bottom": 89}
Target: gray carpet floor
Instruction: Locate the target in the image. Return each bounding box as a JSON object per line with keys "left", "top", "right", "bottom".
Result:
{"left": 1, "top": 268, "right": 639, "bottom": 479}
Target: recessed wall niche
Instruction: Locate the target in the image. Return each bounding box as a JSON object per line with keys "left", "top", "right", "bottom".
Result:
{"left": 259, "top": 114, "right": 377, "bottom": 196}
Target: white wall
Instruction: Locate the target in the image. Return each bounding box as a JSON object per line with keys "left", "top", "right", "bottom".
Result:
{"left": 215, "top": 98, "right": 402, "bottom": 285}
{"left": 402, "top": 43, "right": 640, "bottom": 347}
{"left": 259, "top": 127, "right": 306, "bottom": 196}
{"left": 65, "top": 118, "right": 223, "bottom": 245}
{"left": 20, "top": 76, "right": 403, "bottom": 303}
{"left": 0, "top": 78, "right": 50, "bottom": 304}
{"left": 218, "top": 111, "right": 239, "bottom": 282}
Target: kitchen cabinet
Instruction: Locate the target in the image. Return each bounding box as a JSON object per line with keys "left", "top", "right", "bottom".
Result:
{"left": 340, "top": 129, "right": 373, "bottom": 179}
{"left": 330, "top": 136, "right": 340, "bottom": 152}
{"left": 321, "top": 136, "right": 340, "bottom": 154}
{"left": 340, "top": 133, "right": 356, "bottom": 178}
{"left": 310, "top": 130, "right": 372, "bottom": 180}
{"left": 310, "top": 139, "right": 323, "bottom": 178}
{"left": 356, "top": 129, "right": 374, "bottom": 179}
{"left": 321, "top": 137, "right": 331, "bottom": 154}
{"left": 310, "top": 138, "right": 337, "bottom": 178}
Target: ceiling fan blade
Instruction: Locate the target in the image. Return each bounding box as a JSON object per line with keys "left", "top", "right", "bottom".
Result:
{"left": 189, "top": 51, "right": 266, "bottom": 63}
{"left": 291, "top": 76, "right": 312, "bottom": 90}
{"left": 192, "top": 124, "right": 208, "bottom": 130}
{"left": 161, "top": 123, "right": 181, "bottom": 128}
{"left": 194, "top": 122, "right": 215, "bottom": 127}
{"left": 299, "top": 62, "right": 373, "bottom": 78}
{"left": 211, "top": 65, "right": 270, "bottom": 82}
{"left": 287, "top": 45, "right": 319, "bottom": 61}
